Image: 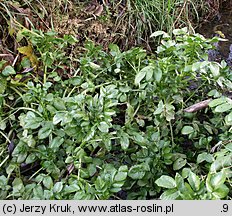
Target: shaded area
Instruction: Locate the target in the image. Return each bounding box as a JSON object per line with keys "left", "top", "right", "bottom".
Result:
{"left": 197, "top": 0, "right": 232, "bottom": 64}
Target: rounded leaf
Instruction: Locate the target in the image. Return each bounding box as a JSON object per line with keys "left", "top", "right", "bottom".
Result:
{"left": 53, "top": 182, "right": 63, "bottom": 193}
{"left": 43, "top": 176, "right": 53, "bottom": 190}
{"left": 135, "top": 71, "right": 146, "bottom": 85}
{"left": 2, "top": 65, "right": 16, "bottom": 76}
{"left": 215, "top": 103, "right": 232, "bottom": 113}
{"left": 98, "top": 122, "right": 109, "bottom": 133}
{"left": 173, "top": 158, "right": 186, "bottom": 171}
{"left": 160, "top": 189, "right": 180, "bottom": 200}
{"left": 155, "top": 175, "right": 176, "bottom": 189}
{"left": 128, "top": 164, "right": 147, "bottom": 180}
{"left": 188, "top": 171, "right": 200, "bottom": 191}
{"left": 181, "top": 126, "right": 194, "bottom": 135}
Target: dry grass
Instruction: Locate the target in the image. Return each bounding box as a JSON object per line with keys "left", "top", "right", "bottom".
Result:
{"left": 0, "top": 0, "right": 226, "bottom": 51}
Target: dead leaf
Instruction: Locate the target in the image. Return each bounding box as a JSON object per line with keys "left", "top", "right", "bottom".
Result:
{"left": 85, "top": 4, "right": 96, "bottom": 13}
{"left": 17, "top": 45, "right": 38, "bottom": 67}
{"left": 0, "top": 53, "right": 14, "bottom": 64}
{"left": 94, "top": 5, "right": 104, "bottom": 16}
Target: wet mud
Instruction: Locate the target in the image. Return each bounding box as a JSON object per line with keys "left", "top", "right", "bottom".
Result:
{"left": 197, "top": 1, "right": 232, "bottom": 65}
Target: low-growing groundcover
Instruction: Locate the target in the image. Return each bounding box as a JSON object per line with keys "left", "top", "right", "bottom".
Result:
{"left": 1, "top": 27, "right": 232, "bottom": 200}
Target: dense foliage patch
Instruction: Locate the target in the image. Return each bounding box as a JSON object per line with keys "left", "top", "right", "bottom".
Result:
{"left": 0, "top": 26, "right": 232, "bottom": 200}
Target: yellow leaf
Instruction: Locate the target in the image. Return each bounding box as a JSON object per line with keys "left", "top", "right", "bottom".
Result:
{"left": 214, "top": 30, "right": 225, "bottom": 38}
{"left": 8, "top": 26, "right": 15, "bottom": 36}
{"left": 16, "top": 30, "right": 24, "bottom": 42}
{"left": 18, "top": 45, "right": 38, "bottom": 67}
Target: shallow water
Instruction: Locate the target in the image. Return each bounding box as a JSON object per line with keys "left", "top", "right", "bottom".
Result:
{"left": 197, "top": 1, "right": 232, "bottom": 64}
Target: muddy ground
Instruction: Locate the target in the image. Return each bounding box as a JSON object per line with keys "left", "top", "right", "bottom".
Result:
{"left": 197, "top": 0, "right": 232, "bottom": 63}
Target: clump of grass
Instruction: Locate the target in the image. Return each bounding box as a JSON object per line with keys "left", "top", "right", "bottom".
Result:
{"left": 113, "top": 0, "right": 214, "bottom": 49}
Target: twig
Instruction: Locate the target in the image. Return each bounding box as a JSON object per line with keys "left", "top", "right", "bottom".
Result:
{"left": 171, "top": 0, "right": 188, "bottom": 30}
{"left": 184, "top": 99, "right": 212, "bottom": 113}
{"left": 0, "top": 54, "right": 13, "bottom": 57}
{"left": 184, "top": 94, "right": 232, "bottom": 113}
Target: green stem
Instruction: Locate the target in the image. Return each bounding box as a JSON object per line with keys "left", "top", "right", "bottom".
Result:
{"left": 184, "top": 79, "right": 207, "bottom": 105}
{"left": 169, "top": 121, "right": 175, "bottom": 148}
{"left": 43, "top": 65, "right": 47, "bottom": 84}
{"left": 0, "top": 130, "right": 11, "bottom": 143}
{"left": 0, "top": 155, "right": 9, "bottom": 168}
{"left": 0, "top": 107, "right": 43, "bottom": 125}
{"left": 29, "top": 168, "right": 44, "bottom": 181}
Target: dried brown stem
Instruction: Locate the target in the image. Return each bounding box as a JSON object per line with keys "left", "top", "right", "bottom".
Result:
{"left": 184, "top": 99, "right": 212, "bottom": 112}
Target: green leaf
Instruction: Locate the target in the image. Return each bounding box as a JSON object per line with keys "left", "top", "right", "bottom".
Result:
{"left": 128, "top": 164, "right": 148, "bottom": 180}
{"left": 215, "top": 103, "right": 232, "bottom": 113}
{"left": 165, "top": 104, "right": 175, "bottom": 121}
{"left": 69, "top": 76, "right": 82, "bottom": 86}
{"left": 38, "top": 122, "right": 53, "bottom": 139}
{"left": 17, "top": 152, "right": 27, "bottom": 163}
{"left": 133, "top": 133, "right": 145, "bottom": 144}
{"left": 89, "top": 62, "right": 101, "bottom": 70}
{"left": 155, "top": 175, "right": 176, "bottom": 189}
{"left": 26, "top": 135, "right": 36, "bottom": 147}
{"left": 154, "top": 68, "right": 162, "bottom": 82}
{"left": 187, "top": 171, "right": 200, "bottom": 191}
{"left": 64, "top": 184, "right": 80, "bottom": 194}
{"left": 0, "top": 60, "right": 7, "bottom": 69}
{"left": 175, "top": 173, "right": 185, "bottom": 192}
{"left": 154, "top": 100, "right": 164, "bottom": 115}
{"left": 206, "top": 173, "right": 213, "bottom": 193}
{"left": 135, "top": 66, "right": 151, "bottom": 85}
{"left": 33, "top": 185, "right": 44, "bottom": 199}
{"left": 208, "top": 97, "right": 227, "bottom": 108}
{"left": 225, "top": 112, "right": 232, "bottom": 125}
{"left": 24, "top": 112, "right": 43, "bottom": 129}
{"left": 192, "top": 62, "right": 202, "bottom": 72}
{"left": 0, "top": 76, "right": 7, "bottom": 94}
{"left": 49, "top": 136, "right": 64, "bottom": 149}
{"left": 103, "top": 137, "right": 112, "bottom": 151}
{"left": 114, "top": 165, "right": 128, "bottom": 182}
{"left": 95, "top": 176, "right": 107, "bottom": 192}
{"left": 87, "top": 164, "right": 97, "bottom": 176}
{"left": 210, "top": 171, "right": 226, "bottom": 189}
{"left": 97, "top": 122, "right": 109, "bottom": 133}
{"left": 209, "top": 62, "right": 220, "bottom": 78}
{"left": 25, "top": 153, "right": 37, "bottom": 164}
{"left": 44, "top": 190, "right": 53, "bottom": 199}
{"left": 119, "top": 94, "right": 127, "bottom": 102}
{"left": 53, "top": 112, "right": 66, "bottom": 125}
{"left": 181, "top": 126, "right": 194, "bottom": 135}
{"left": 43, "top": 176, "right": 53, "bottom": 190}
{"left": 210, "top": 155, "right": 232, "bottom": 172}
{"left": 197, "top": 152, "right": 214, "bottom": 163}
{"left": 172, "top": 27, "right": 188, "bottom": 35}
{"left": 53, "top": 182, "right": 63, "bottom": 193}
{"left": 145, "top": 66, "right": 154, "bottom": 81}
{"left": 125, "top": 103, "right": 134, "bottom": 124}
{"left": 212, "top": 184, "right": 229, "bottom": 199}
{"left": 120, "top": 132, "right": 130, "bottom": 150}
{"left": 2, "top": 65, "right": 16, "bottom": 76}
{"left": 207, "top": 89, "right": 221, "bottom": 97}
{"left": 181, "top": 183, "right": 195, "bottom": 199}
{"left": 173, "top": 158, "right": 186, "bottom": 170}
{"left": 150, "top": 31, "right": 169, "bottom": 38}
{"left": 6, "top": 164, "right": 16, "bottom": 176}
{"left": 53, "top": 98, "right": 66, "bottom": 110}
{"left": 160, "top": 189, "right": 180, "bottom": 200}
{"left": 203, "top": 124, "right": 213, "bottom": 134}
{"left": 12, "top": 178, "right": 24, "bottom": 194}
{"left": 225, "top": 143, "right": 232, "bottom": 151}
{"left": 0, "top": 175, "right": 8, "bottom": 187}
{"left": 45, "top": 93, "right": 54, "bottom": 102}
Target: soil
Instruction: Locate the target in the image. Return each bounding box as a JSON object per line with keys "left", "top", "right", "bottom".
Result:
{"left": 197, "top": 0, "right": 232, "bottom": 64}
